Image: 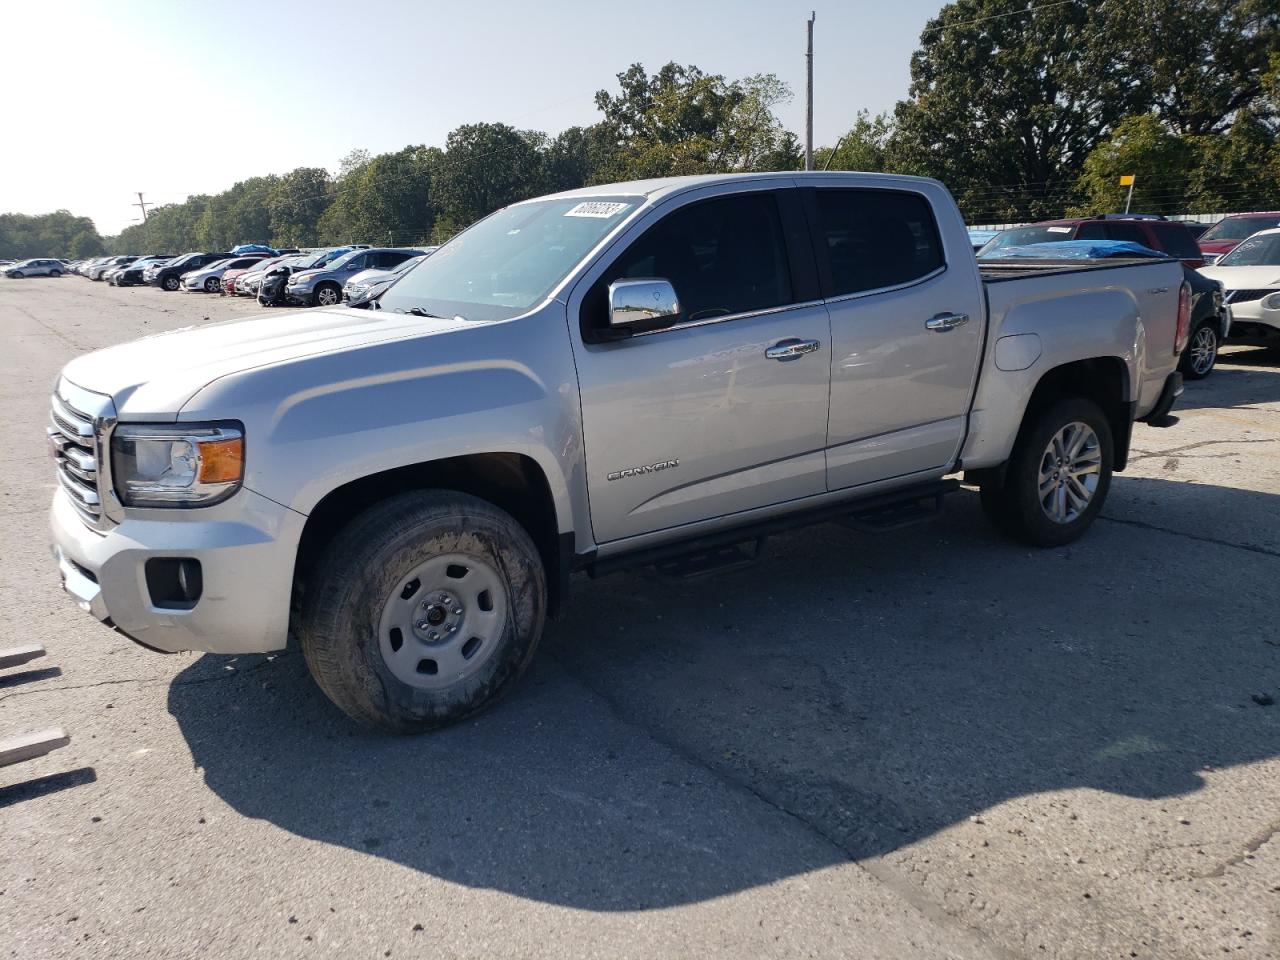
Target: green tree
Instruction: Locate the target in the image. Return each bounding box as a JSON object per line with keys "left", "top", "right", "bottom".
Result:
{"left": 68, "top": 230, "right": 105, "bottom": 259}
{"left": 816, "top": 111, "right": 893, "bottom": 172}
{"left": 592, "top": 63, "right": 796, "bottom": 180}
{"left": 889, "top": 0, "right": 1131, "bottom": 223}
{"left": 267, "top": 167, "right": 332, "bottom": 247}
{"left": 1072, "top": 114, "right": 1197, "bottom": 215}
{"left": 1103, "top": 0, "right": 1280, "bottom": 135}
{"left": 540, "top": 124, "right": 616, "bottom": 192}
{"left": 432, "top": 123, "right": 543, "bottom": 232}
{"left": 0, "top": 211, "right": 104, "bottom": 258}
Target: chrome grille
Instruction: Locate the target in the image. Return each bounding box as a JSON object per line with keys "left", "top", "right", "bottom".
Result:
{"left": 1224, "top": 289, "right": 1275, "bottom": 305}
{"left": 48, "top": 381, "right": 116, "bottom": 529}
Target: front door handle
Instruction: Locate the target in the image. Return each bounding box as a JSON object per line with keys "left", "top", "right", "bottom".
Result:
{"left": 925, "top": 312, "right": 970, "bottom": 332}
{"left": 765, "top": 338, "right": 822, "bottom": 361}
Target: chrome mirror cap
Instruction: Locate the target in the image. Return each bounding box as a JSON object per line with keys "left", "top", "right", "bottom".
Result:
{"left": 608, "top": 278, "right": 680, "bottom": 330}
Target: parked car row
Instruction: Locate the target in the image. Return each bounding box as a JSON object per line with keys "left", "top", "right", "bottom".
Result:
{"left": 52, "top": 244, "right": 435, "bottom": 307}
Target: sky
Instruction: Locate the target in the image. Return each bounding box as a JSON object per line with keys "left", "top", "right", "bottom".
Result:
{"left": 0, "top": 0, "right": 947, "bottom": 236}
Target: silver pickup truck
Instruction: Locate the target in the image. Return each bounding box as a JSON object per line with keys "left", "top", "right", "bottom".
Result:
{"left": 47, "top": 172, "right": 1189, "bottom": 731}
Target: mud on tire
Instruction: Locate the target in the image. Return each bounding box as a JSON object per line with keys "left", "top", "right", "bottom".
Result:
{"left": 298, "top": 490, "right": 546, "bottom": 732}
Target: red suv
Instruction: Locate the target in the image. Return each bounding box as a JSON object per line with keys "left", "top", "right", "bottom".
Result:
{"left": 1197, "top": 212, "right": 1280, "bottom": 262}
{"left": 980, "top": 216, "right": 1205, "bottom": 267}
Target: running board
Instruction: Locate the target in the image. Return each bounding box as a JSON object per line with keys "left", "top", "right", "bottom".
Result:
{"left": 652, "top": 538, "right": 768, "bottom": 581}
{"left": 586, "top": 479, "right": 959, "bottom": 578}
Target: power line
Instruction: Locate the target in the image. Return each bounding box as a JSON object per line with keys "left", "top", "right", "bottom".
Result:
{"left": 921, "top": 0, "right": 1084, "bottom": 35}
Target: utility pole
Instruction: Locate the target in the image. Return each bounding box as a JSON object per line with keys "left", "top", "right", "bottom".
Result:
{"left": 133, "top": 192, "right": 151, "bottom": 250}
{"left": 805, "top": 11, "right": 816, "bottom": 171}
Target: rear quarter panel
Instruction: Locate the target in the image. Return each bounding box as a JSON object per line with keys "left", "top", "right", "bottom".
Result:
{"left": 962, "top": 260, "right": 1183, "bottom": 469}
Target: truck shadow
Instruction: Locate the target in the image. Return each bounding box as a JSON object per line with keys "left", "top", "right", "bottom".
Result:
{"left": 168, "top": 476, "right": 1280, "bottom": 911}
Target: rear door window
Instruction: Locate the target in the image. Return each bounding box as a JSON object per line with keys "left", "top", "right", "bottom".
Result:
{"left": 1104, "top": 223, "right": 1148, "bottom": 246}
{"left": 814, "top": 189, "right": 944, "bottom": 296}
{"left": 1150, "top": 223, "right": 1201, "bottom": 259}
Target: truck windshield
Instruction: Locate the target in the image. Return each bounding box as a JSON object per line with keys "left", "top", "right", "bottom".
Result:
{"left": 1200, "top": 216, "right": 1280, "bottom": 242}
{"left": 379, "top": 196, "right": 641, "bottom": 321}
{"left": 1218, "top": 233, "right": 1280, "bottom": 267}
{"left": 978, "top": 225, "right": 1076, "bottom": 254}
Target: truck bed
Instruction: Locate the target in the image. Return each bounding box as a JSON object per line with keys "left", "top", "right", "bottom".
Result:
{"left": 978, "top": 256, "right": 1175, "bottom": 283}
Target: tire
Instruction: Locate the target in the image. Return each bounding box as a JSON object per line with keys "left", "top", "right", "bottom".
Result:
{"left": 1180, "top": 322, "right": 1219, "bottom": 380}
{"left": 978, "top": 397, "right": 1114, "bottom": 548}
{"left": 313, "top": 283, "right": 341, "bottom": 307}
{"left": 50, "top": 269, "right": 61, "bottom": 277}
{"left": 162, "top": 275, "right": 180, "bottom": 291}
{"left": 299, "top": 490, "right": 547, "bottom": 732}
{"left": 8, "top": 272, "right": 21, "bottom": 279}
{"left": 204, "top": 276, "right": 220, "bottom": 293}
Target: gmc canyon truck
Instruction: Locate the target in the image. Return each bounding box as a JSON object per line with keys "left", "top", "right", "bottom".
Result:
{"left": 47, "top": 173, "right": 1189, "bottom": 731}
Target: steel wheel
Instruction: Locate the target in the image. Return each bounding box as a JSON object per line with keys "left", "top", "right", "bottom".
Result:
{"left": 315, "top": 285, "right": 340, "bottom": 307}
{"left": 1188, "top": 325, "right": 1217, "bottom": 376}
{"left": 1037, "top": 421, "right": 1101, "bottom": 524}
{"left": 376, "top": 552, "right": 508, "bottom": 690}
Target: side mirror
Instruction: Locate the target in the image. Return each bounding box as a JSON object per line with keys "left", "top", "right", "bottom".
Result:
{"left": 608, "top": 278, "right": 680, "bottom": 333}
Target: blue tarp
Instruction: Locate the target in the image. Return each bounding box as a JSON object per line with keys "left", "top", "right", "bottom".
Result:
{"left": 978, "top": 240, "right": 1168, "bottom": 260}
{"left": 231, "top": 243, "right": 278, "bottom": 256}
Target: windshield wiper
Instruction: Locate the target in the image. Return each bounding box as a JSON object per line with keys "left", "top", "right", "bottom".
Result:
{"left": 402, "top": 306, "right": 469, "bottom": 322}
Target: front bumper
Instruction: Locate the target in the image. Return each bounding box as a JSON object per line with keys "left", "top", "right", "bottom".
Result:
{"left": 50, "top": 486, "right": 305, "bottom": 654}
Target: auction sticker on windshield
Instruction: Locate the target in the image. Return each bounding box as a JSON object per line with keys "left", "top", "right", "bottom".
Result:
{"left": 564, "top": 201, "right": 630, "bottom": 218}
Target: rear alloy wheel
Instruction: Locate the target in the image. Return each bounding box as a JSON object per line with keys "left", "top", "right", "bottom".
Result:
{"left": 163, "top": 275, "right": 180, "bottom": 291}
{"left": 204, "top": 276, "right": 221, "bottom": 293}
{"left": 1180, "top": 323, "right": 1219, "bottom": 380}
{"left": 979, "top": 397, "right": 1113, "bottom": 547}
{"left": 314, "top": 283, "right": 341, "bottom": 307}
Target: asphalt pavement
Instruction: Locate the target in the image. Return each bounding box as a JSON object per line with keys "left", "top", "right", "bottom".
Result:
{"left": 2, "top": 277, "right": 1277, "bottom": 959}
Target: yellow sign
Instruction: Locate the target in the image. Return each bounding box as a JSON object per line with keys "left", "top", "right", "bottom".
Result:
{"left": 1119, "top": 175, "right": 1135, "bottom": 186}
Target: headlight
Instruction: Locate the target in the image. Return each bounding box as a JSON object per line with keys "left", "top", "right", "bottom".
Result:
{"left": 111, "top": 423, "right": 244, "bottom": 507}
{"left": 1262, "top": 292, "right": 1280, "bottom": 310}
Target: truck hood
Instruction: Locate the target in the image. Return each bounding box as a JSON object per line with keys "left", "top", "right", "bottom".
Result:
{"left": 61, "top": 307, "right": 473, "bottom": 419}
{"left": 1199, "top": 265, "right": 1280, "bottom": 289}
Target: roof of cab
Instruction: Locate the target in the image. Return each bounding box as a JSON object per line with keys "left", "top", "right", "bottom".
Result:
{"left": 528, "top": 170, "right": 943, "bottom": 206}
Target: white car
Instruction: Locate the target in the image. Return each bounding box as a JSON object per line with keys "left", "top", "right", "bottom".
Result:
{"left": 1201, "top": 228, "right": 1280, "bottom": 347}
{"left": 343, "top": 251, "right": 435, "bottom": 305}
{"left": 180, "top": 254, "right": 269, "bottom": 293}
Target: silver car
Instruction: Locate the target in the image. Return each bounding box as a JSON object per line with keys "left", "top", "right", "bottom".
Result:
{"left": 4, "top": 258, "right": 66, "bottom": 278}
{"left": 343, "top": 250, "right": 436, "bottom": 305}
{"left": 286, "top": 247, "right": 427, "bottom": 306}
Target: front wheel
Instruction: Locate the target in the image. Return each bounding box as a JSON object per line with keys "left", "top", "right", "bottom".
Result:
{"left": 979, "top": 397, "right": 1114, "bottom": 547}
{"left": 162, "top": 275, "right": 180, "bottom": 291}
{"left": 50, "top": 269, "right": 61, "bottom": 277}
{"left": 299, "top": 491, "right": 547, "bottom": 732}
{"left": 1180, "top": 322, "right": 1219, "bottom": 380}
{"left": 203, "top": 277, "right": 220, "bottom": 293}
{"left": 313, "top": 283, "right": 341, "bottom": 307}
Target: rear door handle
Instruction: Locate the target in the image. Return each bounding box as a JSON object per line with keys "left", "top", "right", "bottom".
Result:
{"left": 765, "top": 338, "right": 822, "bottom": 361}
{"left": 925, "top": 312, "right": 969, "bottom": 332}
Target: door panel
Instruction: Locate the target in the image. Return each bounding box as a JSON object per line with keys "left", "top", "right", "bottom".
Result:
{"left": 573, "top": 188, "right": 831, "bottom": 544}
{"left": 577, "top": 304, "right": 831, "bottom": 542}
{"left": 812, "top": 187, "right": 986, "bottom": 490}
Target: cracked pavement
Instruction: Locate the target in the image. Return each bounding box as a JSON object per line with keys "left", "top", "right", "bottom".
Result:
{"left": 2, "top": 279, "right": 1278, "bottom": 959}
